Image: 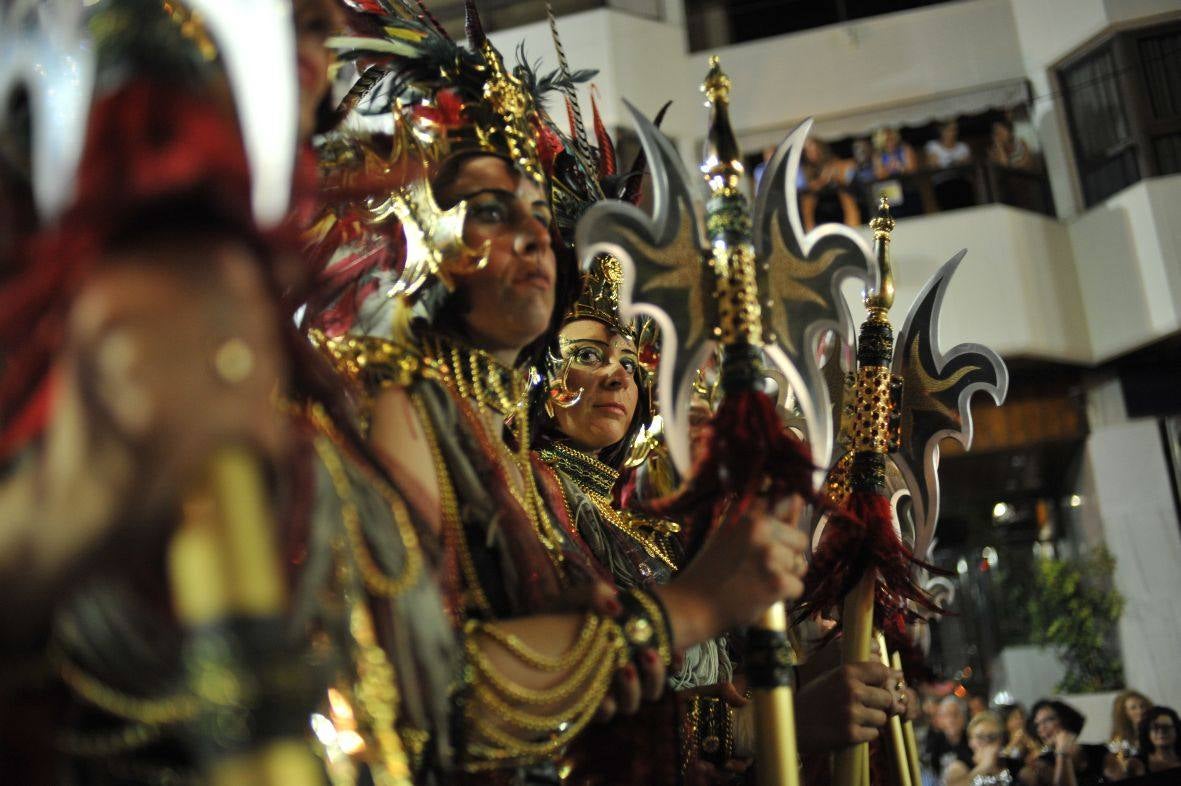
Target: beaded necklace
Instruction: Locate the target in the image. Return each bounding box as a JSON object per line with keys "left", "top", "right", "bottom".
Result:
{"left": 419, "top": 335, "right": 567, "bottom": 571}
{"left": 540, "top": 442, "right": 680, "bottom": 572}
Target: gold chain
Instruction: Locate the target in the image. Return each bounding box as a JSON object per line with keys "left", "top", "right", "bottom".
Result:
{"left": 310, "top": 408, "right": 423, "bottom": 600}
{"left": 477, "top": 614, "right": 601, "bottom": 672}
{"left": 463, "top": 618, "right": 627, "bottom": 767}
{"left": 53, "top": 648, "right": 199, "bottom": 726}
{"left": 410, "top": 395, "right": 494, "bottom": 616}
{"left": 422, "top": 337, "right": 566, "bottom": 570}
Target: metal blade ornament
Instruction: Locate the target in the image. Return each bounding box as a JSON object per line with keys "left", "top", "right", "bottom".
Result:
{"left": 753, "top": 120, "right": 873, "bottom": 474}
{"left": 576, "top": 99, "right": 713, "bottom": 474}
{"left": 890, "top": 251, "right": 1008, "bottom": 562}
{"left": 183, "top": 0, "right": 298, "bottom": 226}
{"left": 0, "top": 0, "right": 95, "bottom": 222}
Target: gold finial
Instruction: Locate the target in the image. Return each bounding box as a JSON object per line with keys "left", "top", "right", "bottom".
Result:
{"left": 700, "top": 56, "right": 743, "bottom": 193}
{"left": 865, "top": 195, "right": 895, "bottom": 317}
{"left": 703, "top": 55, "right": 731, "bottom": 104}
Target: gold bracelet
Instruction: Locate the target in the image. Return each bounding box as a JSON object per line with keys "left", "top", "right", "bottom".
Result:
{"left": 625, "top": 588, "right": 673, "bottom": 667}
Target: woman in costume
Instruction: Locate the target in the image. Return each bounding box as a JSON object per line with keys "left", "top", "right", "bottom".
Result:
{"left": 309, "top": 1, "right": 812, "bottom": 780}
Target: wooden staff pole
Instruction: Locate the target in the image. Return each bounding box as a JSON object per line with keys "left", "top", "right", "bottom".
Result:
{"left": 753, "top": 602, "right": 800, "bottom": 786}
{"left": 892, "top": 650, "right": 923, "bottom": 786}
{"left": 876, "top": 631, "right": 912, "bottom": 786}
{"left": 170, "top": 446, "right": 322, "bottom": 786}
{"left": 833, "top": 573, "right": 875, "bottom": 786}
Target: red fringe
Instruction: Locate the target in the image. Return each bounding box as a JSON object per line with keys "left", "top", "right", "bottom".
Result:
{"left": 643, "top": 388, "right": 814, "bottom": 555}
{"left": 795, "top": 489, "right": 944, "bottom": 635}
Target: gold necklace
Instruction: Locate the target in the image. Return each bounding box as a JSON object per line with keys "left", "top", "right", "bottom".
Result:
{"left": 539, "top": 443, "right": 680, "bottom": 572}
{"left": 420, "top": 336, "right": 566, "bottom": 571}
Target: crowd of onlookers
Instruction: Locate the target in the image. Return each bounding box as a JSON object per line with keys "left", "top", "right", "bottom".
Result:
{"left": 916, "top": 688, "right": 1179, "bottom": 785}
{"left": 755, "top": 108, "right": 1044, "bottom": 231}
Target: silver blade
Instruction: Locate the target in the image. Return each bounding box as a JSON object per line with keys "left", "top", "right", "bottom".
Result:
{"left": 889, "top": 251, "right": 1009, "bottom": 560}
{"left": 185, "top": 0, "right": 298, "bottom": 226}
{"left": 576, "top": 100, "right": 712, "bottom": 474}
{"left": 752, "top": 120, "right": 873, "bottom": 473}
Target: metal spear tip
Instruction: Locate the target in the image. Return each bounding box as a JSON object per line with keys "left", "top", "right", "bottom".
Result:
{"left": 870, "top": 194, "right": 896, "bottom": 236}
{"left": 702, "top": 55, "right": 731, "bottom": 105}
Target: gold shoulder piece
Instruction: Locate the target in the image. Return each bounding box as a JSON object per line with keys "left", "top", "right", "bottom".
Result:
{"left": 311, "top": 330, "right": 425, "bottom": 391}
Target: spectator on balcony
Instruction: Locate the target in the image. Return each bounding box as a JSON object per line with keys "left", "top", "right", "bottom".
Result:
{"left": 989, "top": 118, "right": 1035, "bottom": 169}
{"left": 873, "top": 126, "right": 921, "bottom": 217}
{"left": 925, "top": 120, "right": 972, "bottom": 169}
{"left": 797, "top": 137, "right": 859, "bottom": 231}
{"left": 1125, "top": 706, "right": 1181, "bottom": 776}
{"left": 849, "top": 137, "right": 877, "bottom": 217}
{"left": 926, "top": 120, "right": 976, "bottom": 210}
{"left": 873, "top": 126, "right": 918, "bottom": 178}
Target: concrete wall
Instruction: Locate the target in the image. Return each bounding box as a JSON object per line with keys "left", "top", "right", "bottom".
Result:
{"left": 1077, "top": 419, "right": 1181, "bottom": 712}
{"left": 842, "top": 204, "right": 1091, "bottom": 363}
{"left": 1069, "top": 174, "right": 1181, "bottom": 362}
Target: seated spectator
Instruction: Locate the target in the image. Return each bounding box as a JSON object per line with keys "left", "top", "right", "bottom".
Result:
{"left": 797, "top": 137, "right": 859, "bottom": 230}
{"left": 1002, "top": 704, "right": 1041, "bottom": 768}
{"left": 873, "top": 126, "right": 918, "bottom": 178}
{"left": 1125, "top": 706, "right": 1181, "bottom": 776}
{"left": 848, "top": 137, "right": 877, "bottom": 217}
{"left": 989, "top": 118, "right": 1035, "bottom": 169}
{"left": 924, "top": 120, "right": 976, "bottom": 210}
{"left": 925, "top": 120, "right": 972, "bottom": 169}
{"left": 1109, "top": 690, "right": 1152, "bottom": 763}
{"left": 925, "top": 696, "right": 973, "bottom": 781}
{"left": 945, "top": 711, "right": 1020, "bottom": 786}
{"left": 1020, "top": 699, "right": 1124, "bottom": 785}
{"left": 873, "top": 126, "right": 922, "bottom": 217}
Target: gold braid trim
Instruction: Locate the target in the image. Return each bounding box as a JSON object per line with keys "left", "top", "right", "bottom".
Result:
{"left": 540, "top": 444, "right": 681, "bottom": 572}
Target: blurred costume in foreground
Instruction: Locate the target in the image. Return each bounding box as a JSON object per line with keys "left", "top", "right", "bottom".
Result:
{"left": 0, "top": 4, "right": 454, "bottom": 784}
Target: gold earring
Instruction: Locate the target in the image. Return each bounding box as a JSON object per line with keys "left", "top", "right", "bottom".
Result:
{"left": 546, "top": 356, "right": 583, "bottom": 417}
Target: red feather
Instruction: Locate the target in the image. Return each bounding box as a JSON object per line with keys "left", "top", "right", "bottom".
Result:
{"left": 795, "top": 489, "right": 945, "bottom": 637}
{"left": 591, "top": 88, "right": 616, "bottom": 179}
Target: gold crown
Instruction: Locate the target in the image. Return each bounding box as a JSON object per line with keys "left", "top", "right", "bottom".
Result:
{"left": 565, "top": 255, "right": 635, "bottom": 341}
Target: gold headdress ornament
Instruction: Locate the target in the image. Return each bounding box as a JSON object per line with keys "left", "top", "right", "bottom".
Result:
{"left": 563, "top": 255, "right": 635, "bottom": 342}
{"left": 322, "top": 0, "right": 588, "bottom": 299}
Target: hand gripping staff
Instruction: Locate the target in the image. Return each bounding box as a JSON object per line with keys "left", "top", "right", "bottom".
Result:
{"left": 578, "top": 56, "right": 877, "bottom": 786}
{"left": 797, "top": 197, "right": 1009, "bottom": 786}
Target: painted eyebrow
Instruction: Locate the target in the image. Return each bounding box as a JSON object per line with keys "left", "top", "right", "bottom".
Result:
{"left": 459, "top": 188, "right": 516, "bottom": 202}
{"left": 566, "top": 338, "right": 638, "bottom": 354}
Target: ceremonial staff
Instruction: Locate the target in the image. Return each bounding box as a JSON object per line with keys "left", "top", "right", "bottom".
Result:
{"left": 579, "top": 55, "right": 868, "bottom": 786}
{"left": 798, "top": 197, "right": 1009, "bottom": 786}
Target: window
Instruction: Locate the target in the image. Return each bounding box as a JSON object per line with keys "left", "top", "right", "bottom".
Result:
{"left": 1058, "top": 20, "right": 1181, "bottom": 207}
{"left": 684, "top": 0, "right": 958, "bottom": 52}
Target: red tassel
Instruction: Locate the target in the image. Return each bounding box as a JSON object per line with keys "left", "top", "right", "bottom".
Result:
{"left": 643, "top": 388, "right": 814, "bottom": 555}
{"left": 795, "top": 489, "right": 944, "bottom": 636}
